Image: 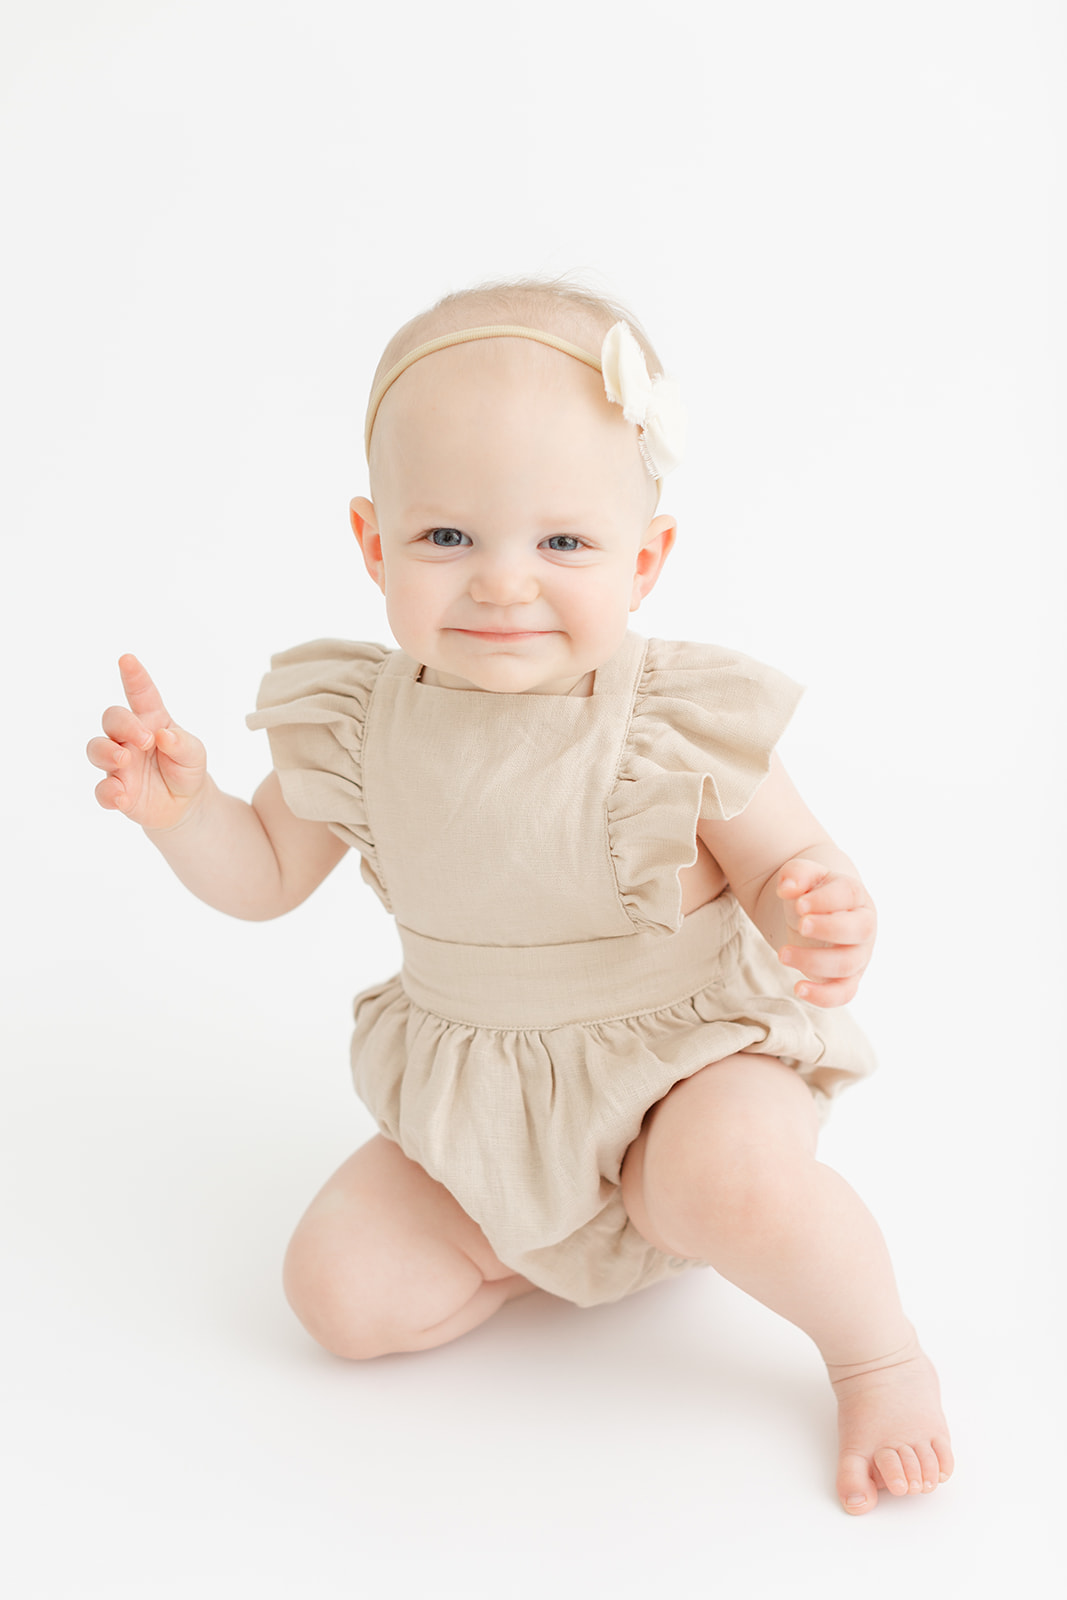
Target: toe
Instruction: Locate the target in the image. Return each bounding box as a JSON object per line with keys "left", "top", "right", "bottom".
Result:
{"left": 873, "top": 1446, "right": 910, "bottom": 1496}
{"left": 933, "top": 1434, "right": 955, "bottom": 1484}
{"left": 914, "top": 1440, "right": 941, "bottom": 1493}
{"left": 838, "top": 1449, "right": 878, "bottom": 1515}
{"left": 896, "top": 1444, "right": 925, "bottom": 1494}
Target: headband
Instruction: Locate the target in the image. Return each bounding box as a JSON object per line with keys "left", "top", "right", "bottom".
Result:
{"left": 363, "top": 321, "right": 686, "bottom": 480}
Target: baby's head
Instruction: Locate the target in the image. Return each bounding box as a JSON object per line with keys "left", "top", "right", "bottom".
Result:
{"left": 351, "top": 278, "right": 681, "bottom": 695}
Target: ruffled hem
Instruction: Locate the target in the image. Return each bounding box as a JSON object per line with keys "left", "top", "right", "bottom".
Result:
{"left": 608, "top": 638, "right": 804, "bottom": 934}
{"left": 245, "top": 639, "right": 391, "bottom": 906}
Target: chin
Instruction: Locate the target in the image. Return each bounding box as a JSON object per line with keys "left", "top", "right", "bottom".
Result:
{"left": 467, "top": 662, "right": 550, "bottom": 694}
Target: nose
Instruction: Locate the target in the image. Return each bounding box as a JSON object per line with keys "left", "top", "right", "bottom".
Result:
{"left": 468, "top": 549, "right": 540, "bottom": 606}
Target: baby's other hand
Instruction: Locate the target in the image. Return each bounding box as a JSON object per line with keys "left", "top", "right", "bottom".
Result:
{"left": 776, "top": 858, "right": 876, "bottom": 1008}
{"left": 87, "top": 655, "right": 208, "bottom": 831}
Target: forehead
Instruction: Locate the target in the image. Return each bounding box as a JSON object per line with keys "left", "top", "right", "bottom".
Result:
{"left": 371, "top": 339, "right": 629, "bottom": 471}
{"left": 367, "top": 336, "right": 657, "bottom": 520}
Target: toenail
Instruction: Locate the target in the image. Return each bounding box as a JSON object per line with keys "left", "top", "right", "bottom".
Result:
{"left": 846, "top": 1495, "right": 866, "bottom": 1507}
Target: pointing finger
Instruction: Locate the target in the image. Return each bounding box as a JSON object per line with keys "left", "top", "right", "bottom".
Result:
{"left": 118, "top": 654, "right": 171, "bottom": 725}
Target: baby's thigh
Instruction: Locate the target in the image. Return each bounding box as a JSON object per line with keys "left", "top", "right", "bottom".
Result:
{"left": 283, "top": 1134, "right": 532, "bottom": 1358}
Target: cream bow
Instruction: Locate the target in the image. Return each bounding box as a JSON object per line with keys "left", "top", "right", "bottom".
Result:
{"left": 600, "top": 321, "right": 687, "bottom": 479}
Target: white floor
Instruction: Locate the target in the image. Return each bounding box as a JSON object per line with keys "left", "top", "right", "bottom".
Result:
{"left": 4, "top": 831, "right": 1062, "bottom": 1597}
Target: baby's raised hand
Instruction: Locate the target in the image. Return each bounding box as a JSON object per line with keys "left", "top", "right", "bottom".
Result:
{"left": 88, "top": 655, "right": 208, "bottom": 831}
{"left": 776, "top": 858, "right": 876, "bottom": 1008}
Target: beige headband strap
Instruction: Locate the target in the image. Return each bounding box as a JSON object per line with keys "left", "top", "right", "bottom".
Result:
{"left": 364, "top": 324, "right": 603, "bottom": 456}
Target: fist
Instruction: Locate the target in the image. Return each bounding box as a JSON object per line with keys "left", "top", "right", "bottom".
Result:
{"left": 775, "top": 857, "right": 877, "bottom": 1008}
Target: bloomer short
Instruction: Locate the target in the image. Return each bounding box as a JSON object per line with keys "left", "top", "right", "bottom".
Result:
{"left": 346, "top": 895, "right": 877, "bottom": 1307}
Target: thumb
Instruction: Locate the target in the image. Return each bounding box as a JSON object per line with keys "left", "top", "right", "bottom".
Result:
{"left": 153, "top": 723, "right": 207, "bottom": 795}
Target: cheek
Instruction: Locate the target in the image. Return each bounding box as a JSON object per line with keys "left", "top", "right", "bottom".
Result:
{"left": 557, "top": 566, "right": 637, "bottom": 635}
{"left": 383, "top": 563, "right": 451, "bottom": 633}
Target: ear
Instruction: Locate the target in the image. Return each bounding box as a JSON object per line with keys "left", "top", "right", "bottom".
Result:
{"left": 350, "top": 497, "right": 385, "bottom": 592}
{"left": 630, "top": 514, "right": 676, "bottom": 611}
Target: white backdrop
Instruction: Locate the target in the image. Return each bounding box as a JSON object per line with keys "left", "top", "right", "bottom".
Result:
{"left": 3, "top": 3, "right": 1063, "bottom": 1595}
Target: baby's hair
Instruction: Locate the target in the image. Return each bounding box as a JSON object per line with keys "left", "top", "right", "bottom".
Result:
{"left": 368, "top": 274, "right": 665, "bottom": 421}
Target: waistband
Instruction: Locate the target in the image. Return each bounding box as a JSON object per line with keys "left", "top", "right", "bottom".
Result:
{"left": 397, "top": 894, "right": 743, "bottom": 1029}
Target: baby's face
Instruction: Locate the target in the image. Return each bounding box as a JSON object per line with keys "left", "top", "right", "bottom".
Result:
{"left": 352, "top": 339, "right": 675, "bottom": 694}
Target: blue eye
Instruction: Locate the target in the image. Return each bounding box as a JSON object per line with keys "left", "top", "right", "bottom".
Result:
{"left": 544, "top": 536, "right": 581, "bottom": 552}
{"left": 427, "top": 528, "right": 470, "bottom": 547}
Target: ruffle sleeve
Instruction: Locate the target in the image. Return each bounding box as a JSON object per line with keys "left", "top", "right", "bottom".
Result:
{"left": 608, "top": 638, "right": 804, "bottom": 934}
{"left": 245, "top": 639, "right": 391, "bottom": 907}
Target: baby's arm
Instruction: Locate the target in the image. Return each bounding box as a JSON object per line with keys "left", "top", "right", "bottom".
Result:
{"left": 697, "top": 755, "right": 876, "bottom": 1008}
{"left": 88, "top": 655, "right": 346, "bottom": 920}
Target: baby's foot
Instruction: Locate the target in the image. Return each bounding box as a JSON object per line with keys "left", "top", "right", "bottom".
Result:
{"left": 827, "top": 1333, "right": 954, "bottom": 1515}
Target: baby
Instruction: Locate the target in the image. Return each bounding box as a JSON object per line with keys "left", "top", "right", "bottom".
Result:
{"left": 88, "top": 277, "right": 952, "bottom": 1515}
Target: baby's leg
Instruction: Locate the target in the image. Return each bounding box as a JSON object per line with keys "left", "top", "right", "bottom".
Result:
{"left": 620, "top": 1054, "right": 953, "bottom": 1514}
{"left": 283, "top": 1134, "right": 539, "bottom": 1360}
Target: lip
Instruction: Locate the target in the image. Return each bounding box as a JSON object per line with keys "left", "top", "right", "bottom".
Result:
{"left": 451, "top": 629, "right": 553, "bottom": 641}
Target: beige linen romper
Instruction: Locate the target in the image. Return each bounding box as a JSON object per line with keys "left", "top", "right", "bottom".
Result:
{"left": 247, "top": 630, "right": 876, "bottom": 1308}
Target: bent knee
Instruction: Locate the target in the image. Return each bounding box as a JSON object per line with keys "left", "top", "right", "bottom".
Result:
{"left": 282, "top": 1211, "right": 485, "bottom": 1361}
{"left": 283, "top": 1210, "right": 425, "bottom": 1359}
{"left": 282, "top": 1223, "right": 392, "bottom": 1360}
{"left": 625, "top": 1056, "right": 820, "bottom": 1256}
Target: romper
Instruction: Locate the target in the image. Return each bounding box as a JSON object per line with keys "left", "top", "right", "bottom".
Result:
{"left": 247, "top": 630, "right": 877, "bottom": 1308}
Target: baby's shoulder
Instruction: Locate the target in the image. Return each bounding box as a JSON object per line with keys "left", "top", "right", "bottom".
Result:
{"left": 250, "top": 639, "right": 393, "bottom": 712}
{"left": 260, "top": 637, "right": 391, "bottom": 684}
{"left": 637, "top": 636, "right": 802, "bottom": 720}
{"left": 621, "top": 636, "right": 804, "bottom": 822}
